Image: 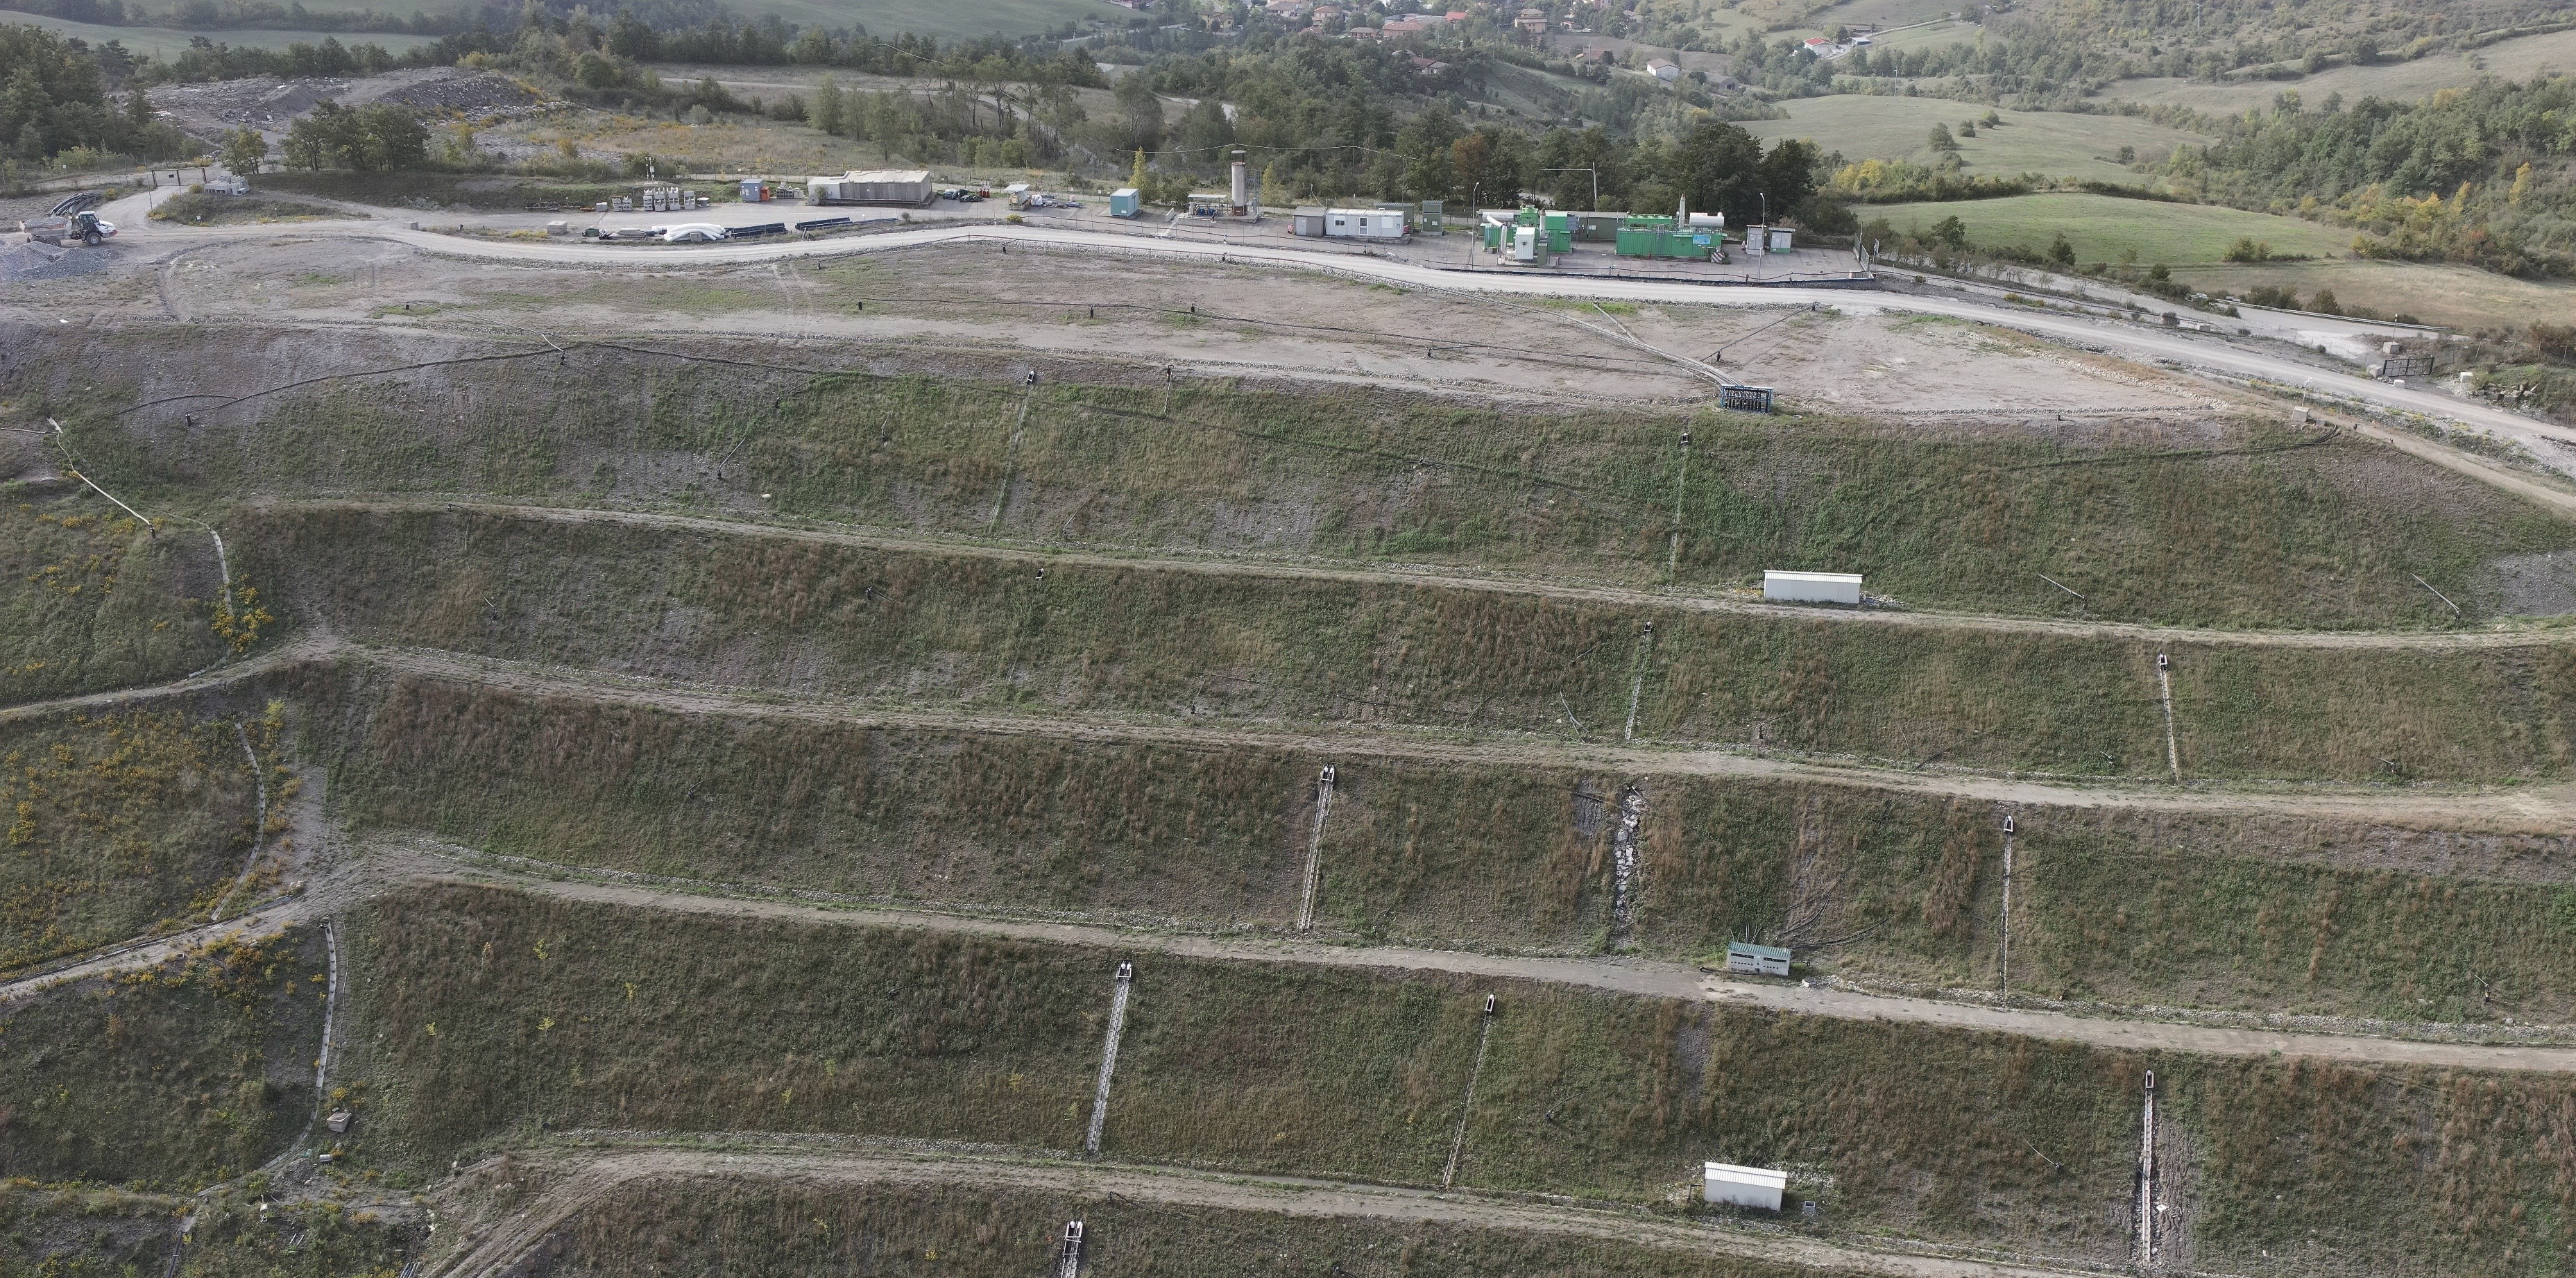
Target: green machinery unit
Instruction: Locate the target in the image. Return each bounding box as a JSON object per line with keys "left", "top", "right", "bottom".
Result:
{"left": 1614, "top": 214, "right": 1718, "bottom": 260}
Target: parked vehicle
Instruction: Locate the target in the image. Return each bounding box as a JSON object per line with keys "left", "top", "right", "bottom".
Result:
{"left": 22, "top": 210, "right": 115, "bottom": 246}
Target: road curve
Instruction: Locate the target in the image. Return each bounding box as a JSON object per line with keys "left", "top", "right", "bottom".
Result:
{"left": 416, "top": 851, "right": 2576, "bottom": 1072}
{"left": 119, "top": 218, "right": 2576, "bottom": 467}
{"left": 427, "top": 1144, "right": 2099, "bottom": 1278}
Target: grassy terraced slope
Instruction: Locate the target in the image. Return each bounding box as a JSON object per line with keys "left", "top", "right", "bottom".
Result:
{"left": 42, "top": 334, "right": 2576, "bottom": 628}
{"left": 338, "top": 885, "right": 2576, "bottom": 1277}
{"left": 239, "top": 505, "right": 2576, "bottom": 783}
{"left": 295, "top": 663, "right": 2576, "bottom": 1023}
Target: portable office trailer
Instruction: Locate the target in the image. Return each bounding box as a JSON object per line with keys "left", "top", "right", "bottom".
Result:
{"left": 1321, "top": 208, "right": 1408, "bottom": 239}
{"left": 1704, "top": 1163, "right": 1788, "bottom": 1211}
{"left": 1763, "top": 571, "right": 1862, "bottom": 605}
{"left": 806, "top": 169, "right": 933, "bottom": 205}
{"left": 1109, "top": 187, "right": 1141, "bottom": 217}
{"left": 1725, "top": 942, "right": 1791, "bottom": 976}
{"left": 1293, "top": 206, "right": 1330, "bottom": 237}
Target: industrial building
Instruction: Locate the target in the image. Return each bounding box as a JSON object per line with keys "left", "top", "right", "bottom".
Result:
{"left": 805, "top": 169, "right": 933, "bottom": 206}
{"left": 1704, "top": 1162, "right": 1788, "bottom": 1211}
{"left": 1764, "top": 570, "right": 1862, "bottom": 605}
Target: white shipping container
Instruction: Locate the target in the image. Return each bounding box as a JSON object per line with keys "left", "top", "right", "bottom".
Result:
{"left": 1704, "top": 1161, "right": 1787, "bottom": 1211}
{"left": 1763, "top": 570, "right": 1862, "bottom": 605}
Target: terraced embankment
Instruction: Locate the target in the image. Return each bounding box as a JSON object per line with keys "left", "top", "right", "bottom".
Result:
{"left": 237, "top": 502, "right": 2576, "bottom": 783}
{"left": 335, "top": 880, "right": 2576, "bottom": 1278}
{"left": 26, "top": 327, "right": 2576, "bottom": 628}
{"left": 0, "top": 493, "right": 232, "bottom": 707}
{"left": 284, "top": 654, "right": 2576, "bottom": 1024}
{"left": 0, "top": 924, "right": 327, "bottom": 1185}
{"left": 10, "top": 309, "right": 2576, "bottom": 1278}
{"left": 0, "top": 697, "right": 277, "bottom": 973}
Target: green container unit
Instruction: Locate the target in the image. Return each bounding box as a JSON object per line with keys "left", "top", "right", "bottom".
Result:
{"left": 1615, "top": 226, "right": 1717, "bottom": 259}
{"left": 1540, "top": 210, "right": 1573, "bottom": 253}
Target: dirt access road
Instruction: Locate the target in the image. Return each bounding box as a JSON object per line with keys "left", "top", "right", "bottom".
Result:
{"left": 406, "top": 847, "right": 2576, "bottom": 1071}
{"left": 103, "top": 216, "right": 2576, "bottom": 484}
{"left": 422, "top": 1143, "right": 2114, "bottom": 1278}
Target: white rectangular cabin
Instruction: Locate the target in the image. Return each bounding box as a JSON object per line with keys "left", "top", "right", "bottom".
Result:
{"left": 1704, "top": 1161, "right": 1787, "bottom": 1211}
{"left": 1324, "top": 208, "right": 1408, "bottom": 239}
{"left": 1763, "top": 570, "right": 1861, "bottom": 605}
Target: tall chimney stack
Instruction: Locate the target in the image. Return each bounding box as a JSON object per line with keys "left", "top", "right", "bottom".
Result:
{"left": 1231, "top": 148, "right": 1249, "bottom": 211}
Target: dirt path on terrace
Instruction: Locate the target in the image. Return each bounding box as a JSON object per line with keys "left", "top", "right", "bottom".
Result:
{"left": 306, "top": 497, "right": 2576, "bottom": 652}
{"left": 406, "top": 849, "right": 2576, "bottom": 1072}
{"left": 349, "top": 645, "right": 2576, "bottom": 833}
{"left": 421, "top": 1143, "right": 2111, "bottom": 1278}
{"left": 4, "top": 638, "right": 2565, "bottom": 832}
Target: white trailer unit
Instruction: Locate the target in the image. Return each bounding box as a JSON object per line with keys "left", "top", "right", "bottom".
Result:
{"left": 1704, "top": 1162, "right": 1787, "bottom": 1211}
{"left": 1763, "top": 570, "right": 1862, "bottom": 605}
{"left": 1323, "top": 208, "right": 1408, "bottom": 239}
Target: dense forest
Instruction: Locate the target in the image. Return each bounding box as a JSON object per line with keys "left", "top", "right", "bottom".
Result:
{"left": 2167, "top": 76, "right": 2576, "bottom": 277}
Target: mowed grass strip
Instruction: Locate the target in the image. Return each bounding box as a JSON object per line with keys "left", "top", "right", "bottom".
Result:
{"left": 545, "top": 1174, "right": 1873, "bottom": 1277}
{"left": 343, "top": 886, "right": 2576, "bottom": 1275}
{"left": 239, "top": 506, "right": 2576, "bottom": 782}
{"left": 0, "top": 497, "right": 228, "bottom": 707}
{"left": 300, "top": 666, "right": 2576, "bottom": 1021}
{"left": 69, "top": 344, "right": 2576, "bottom": 627}
{"left": 0, "top": 928, "right": 325, "bottom": 1186}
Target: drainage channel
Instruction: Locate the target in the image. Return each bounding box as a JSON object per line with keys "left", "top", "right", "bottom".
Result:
{"left": 1607, "top": 783, "right": 1646, "bottom": 950}
{"left": 1084, "top": 960, "right": 1134, "bottom": 1157}
{"left": 1442, "top": 993, "right": 1499, "bottom": 1190}
{"left": 1295, "top": 765, "right": 1336, "bottom": 932}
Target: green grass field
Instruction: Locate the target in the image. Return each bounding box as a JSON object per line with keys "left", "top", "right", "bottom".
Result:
{"left": 0, "top": 927, "right": 325, "bottom": 1186}
{"left": 543, "top": 1175, "right": 1859, "bottom": 1278}
{"left": 1743, "top": 97, "right": 2216, "bottom": 183}
{"left": 0, "top": 702, "right": 269, "bottom": 974}
{"left": 2106, "top": 28, "right": 2576, "bottom": 112}
{"left": 237, "top": 504, "right": 2576, "bottom": 783}
{"left": 341, "top": 884, "right": 2576, "bottom": 1277}
{"left": 2168, "top": 259, "right": 2576, "bottom": 329}
{"left": 300, "top": 663, "right": 2576, "bottom": 1023}
{"left": 1863, "top": 191, "right": 2356, "bottom": 264}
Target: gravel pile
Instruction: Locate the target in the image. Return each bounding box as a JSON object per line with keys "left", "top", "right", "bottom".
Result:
{"left": 0, "top": 242, "right": 108, "bottom": 284}
{"left": 153, "top": 67, "right": 545, "bottom": 143}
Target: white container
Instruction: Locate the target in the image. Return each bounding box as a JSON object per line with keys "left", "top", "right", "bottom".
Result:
{"left": 1763, "top": 570, "right": 1861, "bottom": 605}
{"left": 1704, "top": 1161, "right": 1787, "bottom": 1211}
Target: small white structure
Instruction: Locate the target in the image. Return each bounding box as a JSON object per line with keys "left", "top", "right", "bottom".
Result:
{"left": 1704, "top": 1161, "right": 1787, "bottom": 1211}
{"left": 806, "top": 169, "right": 933, "bottom": 206}
{"left": 1767, "top": 226, "right": 1794, "bottom": 253}
{"left": 1764, "top": 570, "right": 1861, "bottom": 605}
{"left": 1320, "top": 208, "right": 1408, "bottom": 239}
